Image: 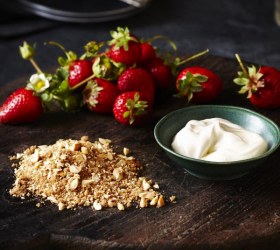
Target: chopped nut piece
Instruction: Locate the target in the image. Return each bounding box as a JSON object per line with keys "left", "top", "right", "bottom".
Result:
{"left": 140, "top": 197, "right": 148, "bottom": 208}
{"left": 123, "top": 147, "right": 130, "bottom": 156}
{"left": 150, "top": 196, "right": 158, "bottom": 206}
{"left": 81, "top": 146, "right": 88, "bottom": 154}
{"left": 107, "top": 153, "right": 113, "bottom": 160}
{"left": 31, "top": 149, "right": 40, "bottom": 163}
{"left": 58, "top": 202, "right": 65, "bottom": 210}
{"left": 169, "top": 195, "right": 176, "bottom": 203}
{"left": 69, "top": 164, "right": 82, "bottom": 174}
{"left": 99, "top": 138, "right": 111, "bottom": 145}
{"left": 93, "top": 201, "right": 102, "bottom": 210}
{"left": 157, "top": 195, "right": 165, "bottom": 208}
{"left": 108, "top": 199, "right": 117, "bottom": 208}
{"left": 139, "top": 191, "right": 156, "bottom": 200}
{"left": 113, "top": 167, "right": 123, "bottom": 181}
{"left": 153, "top": 183, "right": 159, "bottom": 189}
{"left": 91, "top": 174, "right": 100, "bottom": 182}
{"left": 142, "top": 179, "right": 151, "bottom": 191}
{"left": 47, "top": 196, "right": 58, "bottom": 204}
{"left": 70, "top": 142, "right": 81, "bottom": 151}
{"left": 81, "top": 179, "right": 95, "bottom": 187}
{"left": 69, "top": 178, "right": 79, "bottom": 190}
{"left": 81, "top": 136, "right": 89, "bottom": 142}
{"left": 117, "top": 203, "right": 125, "bottom": 211}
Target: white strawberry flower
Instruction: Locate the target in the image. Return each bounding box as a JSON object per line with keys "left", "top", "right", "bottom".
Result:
{"left": 27, "top": 73, "right": 50, "bottom": 93}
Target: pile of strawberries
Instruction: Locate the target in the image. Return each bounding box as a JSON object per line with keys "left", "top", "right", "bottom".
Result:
{"left": 0, "top": 27, "right": 279, "bottom": 125}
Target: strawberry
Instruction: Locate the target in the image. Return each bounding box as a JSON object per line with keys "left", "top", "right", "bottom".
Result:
{"left": 233, "top": 54, "right": 280, "bottom": 109}
{"left": 145, "top": 49, "right": 210, "bottom": 95}
{"left": 68, "top": 59, "right": 93, "bottom": 88}
{"left": 113, "top": 92, "right": 150, "bottom": 126}
{"left": 175, "top": 66, "right": 223, "bottom": 103}
{"left": 145, "top": 57, "right": 174, "bottom": 92}
{"left": 83, "top": 78, "right": 118, "bottom": 114}
{"left": 0, "top": 88, "right": 43, "bottom": 124}
{"left": 117, "top": 68, "right": 155, "bottom": 104}
{"left": 107, "top": 27, "right": 142, "bottom": 66}
{"left": 140, "top": 42, "right": 157, "bottom": 65}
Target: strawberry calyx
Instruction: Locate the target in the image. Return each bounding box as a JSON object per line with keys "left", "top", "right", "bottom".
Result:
{"left": 82, "top": 80, "right": 103, "bottom": 108}
{"left": 123, "top": 92, "right": 148, "bottom": 125}
{"left": 80, "top": 41, "right": 104, "bottom": 60}
{"left": 19, "top": 41, "right": 35, "bottom": 60}
{"left": 233, "top": 54, "right": 264, "bottom": 98}
{"left": 108, "top": 27, "right": 138, "bottom": 51}
{"left": 92, "top": 55, "right": 126, "bottom": 81}
{"left": 175, "top": 72, "right": 208, "bottom": 102}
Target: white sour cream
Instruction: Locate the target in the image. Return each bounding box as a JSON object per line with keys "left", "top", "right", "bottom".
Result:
{"left": 171, "top": 118, "right": 268, "bottom": 162}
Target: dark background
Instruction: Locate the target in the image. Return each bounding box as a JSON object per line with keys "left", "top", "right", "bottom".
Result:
{"left": 0, "top": 0, "right": 279, "bottom": 88}
{"left": 0, "top": 1, "right": 280, "bottom": 249}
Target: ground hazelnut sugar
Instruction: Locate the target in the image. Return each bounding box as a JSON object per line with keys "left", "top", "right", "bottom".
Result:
{"left": 9, "top": 136, "right": 173, "bottom": 211}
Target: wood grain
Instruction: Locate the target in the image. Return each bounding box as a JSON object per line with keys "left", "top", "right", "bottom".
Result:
{"left": 0, "top": 55, "right": 279, "bottom": 249}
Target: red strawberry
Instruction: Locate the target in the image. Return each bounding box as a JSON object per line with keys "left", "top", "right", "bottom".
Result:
{"left": 234, "top": 54, "right": 280, "bottom": 109}
{"left": 117, "top": 68, "right": 155, "bottom": 104}
{"left": 113, "top": 92, "right": 151, "bottom": 126}
{"left": 68, "top": 59, "right": 93, "bottom": 88}
{"left": 145, "top": 57, "right": 174, "bottom": 93}
{"left": 176, "top": 66, "right": 222, "bottom": 103}
{"left": 140, "top": 42, "right": 157, "bottom": 64}
{"left": 107, "top": 27, "right": 142, "bottom": 66}
{"left": 83, "top": 78, "right": 118, "bottom": 114}
{"left": 0, "top": 88, "right": 43, "bottom": 124}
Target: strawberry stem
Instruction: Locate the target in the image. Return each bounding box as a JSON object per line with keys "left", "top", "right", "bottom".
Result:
{"left": 46, "top": 41, "right": 68, "bottom": 55}
{"left": 235, "top": 54, "right": 250, "bottom": 79}
{"left": 147, "top": 35, "right": 177, "bottom": 51}
{"left": 176, "top": 49, "right": 209, "bottom": 66}
{"left": 30, "top": 58, "right": 43, "bottom": 74}
{"left": 70, "top": 74, "right": 95, "bottom": 90}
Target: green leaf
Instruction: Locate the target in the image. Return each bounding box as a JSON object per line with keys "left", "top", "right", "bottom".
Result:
{"left": 123, "top": 111, "right": 131, "bottom": 118}
{"left": 255, "top": 72, "right": 264, "bottom": 81}
{"left": 248, "top": 65, "right": 257, "bottom": 77}
{"left": 237, "top": 71, "right": 244, "bottom": 77}
{"left": 238, "top": 86, "right": 249, "bottom": 95}
{"left": 126, "top": 99, "right": 135, "bottom": 109}
{"left": 193, "top": 74, "right": 208, "bottom": 83}
{"left": 56, "top": 79, "right": 69, "bottom": 95}
{"left": 233, "top": 77, "right": 249, "bottom": 86}
{"left": 187, "top": 92, "right": 193, "bottom": 102}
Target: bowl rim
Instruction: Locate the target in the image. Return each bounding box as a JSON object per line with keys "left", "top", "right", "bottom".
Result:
{"left": 154, "top": 105, "right": 280, "bottom": 165}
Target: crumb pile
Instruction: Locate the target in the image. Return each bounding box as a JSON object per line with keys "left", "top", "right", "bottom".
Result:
{"left": 9, "top": 136, "right": 168, "bottom": 211}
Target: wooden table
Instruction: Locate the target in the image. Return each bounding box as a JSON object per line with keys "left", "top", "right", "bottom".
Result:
{"left": 0, "top": 55, "right": 279, "bottom": 249}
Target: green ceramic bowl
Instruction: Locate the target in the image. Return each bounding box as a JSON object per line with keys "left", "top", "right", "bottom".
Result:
{"left": 154, "top": 105, "right": 280, "bottom": 180}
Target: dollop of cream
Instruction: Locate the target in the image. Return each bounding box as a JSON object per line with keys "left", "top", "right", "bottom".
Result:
{"left": 171, "top": 118, "right": 268, "bottom": 162}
